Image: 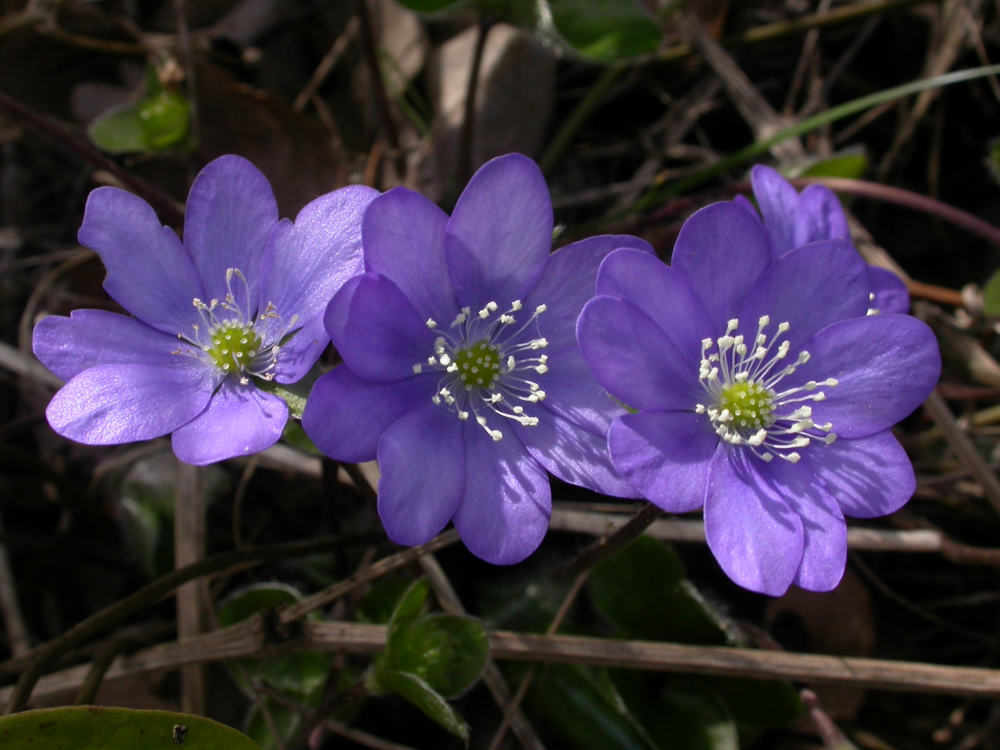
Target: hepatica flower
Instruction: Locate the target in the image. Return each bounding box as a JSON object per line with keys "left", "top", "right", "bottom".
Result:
{"left": 34, "top": 155, "right": 377, "bottom": 464}
{"left": 741, "top": 165, "right": 910, "bottom": 314}
{"left": 302, "top": 154, "right": 647, "bottom": 564}
{"left": 578, "top": 201, "right": 940, "bottom": 595}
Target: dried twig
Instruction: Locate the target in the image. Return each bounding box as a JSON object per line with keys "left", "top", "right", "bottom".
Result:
{"left": 294, "top": 17, "right": 360, "bottom": 112}
{"left": 457, "top": 17, "right": 494, "bottom": 187}
{"left": 175, "top": 462, "right": 206, "bottom": 714}
{"left": 554, "top": 501, "right": 661, "bottom": 580}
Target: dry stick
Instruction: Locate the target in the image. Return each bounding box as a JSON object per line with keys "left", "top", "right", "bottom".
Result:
{"left": 420, "top": 553, "right": 547, "bottom": 750}
{"left": 73, "top": 638, "right": 137, "bottom": 706}
{"left": 0, "top": 509, "right": 29, "bottom": 659}
{"left": 175, "top": 461, "right": 207, "bottom": 714}
{"left": 922, "top": 389, "right": 1000, "bottom": 518}
{"left": 0, "top": 92, "right": 184, "bottom": 227}
{"left": 1, "top": 532, "right": 372, "bottom": 714}
{"left": 555, "top": 501, "right": 661, "bottom": 581}
{"left": 355, "top": 0, "right": 403, "bottom": 177}
{"left": 457, "top": 17, "right": 494, "bottom": 187}
{"left": 291, "top": 680, "right": 369, "bottom": 750}
{"left": 486, "top": 571, "right": 590, "bottom": 750}
{"left": 801, "top": 689, "right": 859, "bottom": 750}
{"left": 294, "top": 16, "right": 359, "bottom": 112}
{"left": 325, "top": 719, "right": 420, "bottom": 750}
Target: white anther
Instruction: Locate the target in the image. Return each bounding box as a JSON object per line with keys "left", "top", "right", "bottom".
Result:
{"left": 758, "top": 315, "right": 770, "bottom": 327}
{"left": 824, "top": 433, "right": 838, "bottom": 444}
{"left": 778, "top": 322, "right": 790, "bottom": 333}
{"left": 726, "top": 319, "right": 739, "bottom": 333}
{"left": 426, "top": 318, "right": 437, "bottom": 329}
{"left": 512, "top": 300, "right": 522, "bottom": 311}
{"left": 413, "top": 364, "right": 423, "bottom": 374}
{"left": 535, "top": 304, "right": 547, "bottom": 314}
{"left": 458, "top": 411, "right": 469, "bottom": 420}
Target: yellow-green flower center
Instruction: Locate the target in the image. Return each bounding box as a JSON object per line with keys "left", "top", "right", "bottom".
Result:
{"left": 717, "top": 381, "right": 774, "bottom": 430}
{"left": 453, "top": 340, "right": 501, "bottom": 388}
{"left": 206, "top": 320, "right": 263, "bottom": 373}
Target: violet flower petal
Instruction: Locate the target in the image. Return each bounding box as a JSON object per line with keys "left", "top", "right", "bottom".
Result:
{"left": 302, "top": 366, "right": 435, "bottom": 463}
{"left": 445, "top": 154, "right": 552, "bottom": 309}
{"left": 78, "top": 188, "right": 203, "bottom": 335}
{"left": 795, "top": 184, "right": 850, "bottom": 249}
{"left": 792, "top": 313, "right": 941, "bottom": 438}
{"left": 608, "top": 410, "right": 717, "bottom": 513}
{"left": 377, "top": 404, "right": 465, "bottom": 546}
{"left": 363, "top": 187, "right": 459, "bottom": 326}
{"left": 704, "top": 445, "right": 804, "bottom": 596}
{"left": 516, "top": 406, "right": 639, "bottom": 498}
{"left": 596, "top": 247, "right": 714, "bottom": 361}
{"left": 33, "top": 310, "right": 182, "bottom": 382}
{"left": 46, "top": 363, "right": 215, "bottom": 444}
{"left": 452, "top": 425, "right": 551, "bottom": 565}
{"left": 577, "top": 296, "right": 700, "bottom": 411}
{"left": 671, "top": 202, "right": 772, "bottom": 327}
{"left": 325, "top": 273, "right": 435, "bottom": 383}
{"left": 171, "top": 376, "right": 288, "bottom": 465}
{"left": 183, "top": 155, "right": 278, "bottom": 310}
{"left": 869, "top": 266, "right": 910, "bottom": 314}
{"left": 749, "top": 165, "right": 802, "bottom": 259}
{"left": 736, "top": 239, "right": 870, "bottom": 352}
{"left": 530, "top": 346, "right": 623, "bottom": 435}
{"left": 258, "top": 185, "right": 377, "bottom": 382}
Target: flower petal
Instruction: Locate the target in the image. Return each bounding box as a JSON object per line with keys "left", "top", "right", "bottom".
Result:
{"left": 869, "top": 266, "right": 910, "bottom": 314}
{"left": 577, "top": 296, "right": 700, "bottom": 412}
{"left": 302, "top": 365, "right": 435, "bottom": 463}
{"left": 363, "top": 187, "right": 459, "bottom": 326}
{"left": 517, "top": 407, "right": 639, "bottom": 498}
{"left": 736, "top": 239, "right": 870, "bottom": 353}
{"left": 78, "top": 187, "right": 203, "bottom": 334}
{"left": 596, "top": 247, "right": 714, "bottom": 361}
{"left": 452, "top": 425, "right": 551, "bottom": 565}
{"left": 445, "top": 154, "right": 552, "bottom": 309}
{"left": 33, "top": 309, "right": 182, "bottom": 382}
{"left": 608, "top": 411, "right": 718, "bottom": 513}
{"left": 792, "top": 314, "right": 940, "bottom": 438}
{"left": 46, "top": 363, "right": 215, "bottom": 445}
{"left": 704, "top": 445, "right": 804, "bottom": 596}
{"left": 749, "top": 165, "right": 801, "bottom": 259}
{"left": 531, "top": 345, "right": 625, "bottom": 435}
{"left": 257, "top": 186, "right": 378, "bottom": 382}
{"left": 183, "top": 155, "right": 278, "bottom": 309}
{"left": 794, "top": 184, "right": 850, "bottom": 248}
{"left": 799, "top": 430, "right": 916, "bottom": 518}
{"left": 325, "top": 273, "right": 435, "bottom": 383}
{"left": 377, "top": 404, "right": 465, "bottom": 546}
{"left": 171, "top": 376, "right": 287, "bottom": 465}
{"left": 671, "top": 202, "right": 772, "bottom": 327}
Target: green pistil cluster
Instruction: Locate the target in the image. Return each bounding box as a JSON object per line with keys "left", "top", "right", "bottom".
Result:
{"left": 454, "top": 340, "right": 501, "bottom": 388}
{"left": 717, "top": 381, "right": 773, "bottom": 430}
{"left": 206, "top": 321, "right": 262, "bottom": 372}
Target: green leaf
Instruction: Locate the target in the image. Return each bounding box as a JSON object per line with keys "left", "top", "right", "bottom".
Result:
{"left": 525, "top": 664, "right": 659, "bottom": 750}
{"left": 369, "top": 669, "right": 470, "bottom": 741}
{"left": 245, "top": 700, "right": 301, "bottom": 750}
{"left": 549, "top": 0, "right": 661, "bottom": 61}
{"left": 786, "top": 146, "right": 869, "bottom": 180}
{"left": 256, "top": 361, "right": 322, "bottom": 420}
{"left": 382, "top": 614, "right": 489, "bottom": 697}
{"left": 695, "top": 676, "right": 803, "bottom": 729}
{"left": 986, "top": 137, "right": 1000, "bottom": 185}
{"left": 388, "top": 579, "right": 431, "bottom": 633}
{"left": 590, "top": 537, "right": 735, "bottom": 645}
{"left": 393, "top": 0, "right": 463, "bottom": 12}
{"left": 358, "top": 577, "right": 413, "bottom": 624}
{"left": 136, "top": 89, "right": 190, "bottom": 149}
{"left": 984, "top": 266, "right": 1000, "bottom": 317}
{"left": 280, "top": 420, "right": 322, "bottom": 455}
{"left": 87, "top": 104, "right": 150, "bottom": 154}
{"left": 642, "top": 684, "right": 738, "bottom": 750}
{"left": 0, "top": 706, "right": 261, "bottom": 750}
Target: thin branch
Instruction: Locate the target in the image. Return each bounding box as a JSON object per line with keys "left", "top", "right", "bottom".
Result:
{"left": 0, "top": 91, "right": 185, "bottom": 227}
{"left": 457, "top": 17, "right": 494, "bottom": 187}
{"left": 73, "top": 638, "right": 137, "bottom": 706}
{"left": 294, "top": 17, "right": 359, "bottom": 112}
{"left": 355, "top": 0, "right": 402, "bottom": 174}
{"left": 554, "top": 501, "right": 661, "bottom": 580}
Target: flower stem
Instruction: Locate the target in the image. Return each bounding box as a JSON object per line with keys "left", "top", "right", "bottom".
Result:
{"left": 175, "top": 461, "right": 206, "bottom": 714}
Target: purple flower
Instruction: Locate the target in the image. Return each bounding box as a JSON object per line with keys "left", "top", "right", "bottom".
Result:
{"left": 740, "top": 165, "right": 910, "bottom": 314}
{"left": 34, "top": 155, "right": 377, "bottom": 465}
{"left": 302, "top": 154, "right": 647, "bottom": 565}
{"left": 577, "top": 201, "right": 940, "bottom": 595}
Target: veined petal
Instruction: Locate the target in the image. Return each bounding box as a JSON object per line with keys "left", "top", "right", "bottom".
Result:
{"left": 302, "top": 366, "right": 435, "bottom": 463}
{"left": 531, "top": 345, "right": 626, "bottom": 435}
{"left": 517, "top": 406, "right": 639, "bottom": 499}
{"left": 325, "top": 273, "right": 436, "bottom": 383}
{"left": 445, "top": 154, "right": 552, "bottom": 310}
{"left": 704, "top": 445, "right": 804, "bottom": 596}
{"left": 377, "top": 404, "right": 465, "bottom": 546}
{"left": 46, "top": 362, "right": 215, "bottom": 445}
{"left": 364, "top": 187, "right": 459, "bottom": 326}
{"left": 608, "top": 411, "right": 718, "bottom": 513}
{"left": 33, "top": 309, "right": 182, "bottom": 382}
{"left": 750, "top": 165, "right": 801, "bottom": 259}
{"left": 737, "top": 239, "right": 870, "bottom": 353}
{"left": 78, "top": 187, "right": 203, "bottom": 335}
{"left": 795, "top": 184, "right": 850, "bottom": 248}
{"left": 596, "top": 248, "right": 714, "bottom": 361}
{"left": 452, "top": 424, "right": 551, "bottom": 565}
{"left": 271, "top": 315, "right": 328, "bottom": 384}
{"left": 171, "top": 376, "right": 287, "bottom": 465}
{"left": 869, "top": 266, "right": 910, "bottom": 314}
{"left": 791, "top": 314, "right": 940, "bottom": 438}
{"left": 577, "top": 296, "right": 700, "bottom": 412}
{"left": 671, "top": 202, "right": 772, "bottom": 328}
{"left": 183, "top": 155, "right": 278, "bottom": 309}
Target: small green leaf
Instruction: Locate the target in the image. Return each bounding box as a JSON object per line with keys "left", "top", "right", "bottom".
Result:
{"left": 382, "top": 614, "right": 490, "bottom": 697}
{"left": 548, "top": 0, "right": 661, "bottom": 61}
{"left": 642, "top": 684, "right": 738, "bottom": 750}
{"left": 983, "top": 266, "right": 1000, "bottom": 317}
{"left": 280, "top": 420, "right": 322, "bottom": 455}
{"left": 358, "top": 577, "right": 413, "bottom": 624}
{"left": 136, "top": 89, "right": 190, "bottom": 149}
{"left": 590, "top": 536, "right": 735, "bottom": 645}
{"left": 0, "top": 706, "right": 261, "bottom": 750}
{"left": 368, "top": 669, "right": 470, "bottom": 741}
{"left": 985, "top": 137, "right": 1000, "bottom": 185}
{"left": 388, "top": 579, "right": 431, "bottom": 632}
{"left": 87, "top": 104, "right": 149, "bottom": 154}
{"left": 785, "top": 146, "right": 869, "bottom": 180}
{"left": 257, "top": 362, "right": 322, "bottom": 419}
{"left": 393, "top": 0, "right": 463, "bottom": 11}
{"left": 695, "top": 676, "right": 803, "bottom": 728}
